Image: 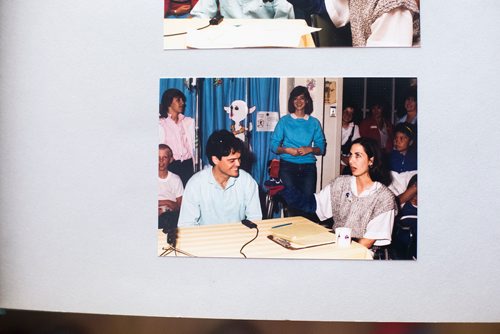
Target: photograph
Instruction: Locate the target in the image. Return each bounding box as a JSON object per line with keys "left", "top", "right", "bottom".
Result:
{"left": 157, "top": 77, "right": 418, "bottom": 260}
{"left": 163, "top": 0, "right": 421, "bottom": 48}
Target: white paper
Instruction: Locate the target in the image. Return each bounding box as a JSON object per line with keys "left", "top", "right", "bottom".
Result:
{"left": 186, "top": 24, "right": 320, "bottom": 48}
{"left": 255, "top": 111, "right": 279, "bottom": 132}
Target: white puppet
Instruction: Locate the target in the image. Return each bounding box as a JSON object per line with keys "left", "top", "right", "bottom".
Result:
{"left": 224, "top": 100, "right": 256, "bottom": 142}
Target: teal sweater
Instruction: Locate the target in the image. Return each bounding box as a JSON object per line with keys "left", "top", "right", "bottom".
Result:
{"left": 271, "top": 114, "right": 326, "bottom": 164}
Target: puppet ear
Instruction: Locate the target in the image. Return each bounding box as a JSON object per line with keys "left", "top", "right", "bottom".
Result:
{"left": 223, "top": 106, "right": 230, "bottom": 114}
{"left": 249, "top": 106, "right": 256, "bottom": 114}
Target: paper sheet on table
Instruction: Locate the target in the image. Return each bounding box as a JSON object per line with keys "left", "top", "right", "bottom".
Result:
{"left": 186, "top": 24, "right": 320, "bottom": 48}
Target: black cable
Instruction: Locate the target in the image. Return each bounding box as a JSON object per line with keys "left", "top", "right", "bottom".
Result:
{"left": 163, "top": 23, "right": 211, "bottom": 37}
{"left": 240, "top": 226, "right": 259, "bottom": 258}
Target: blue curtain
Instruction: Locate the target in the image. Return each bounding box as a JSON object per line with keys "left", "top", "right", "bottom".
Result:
{"left": 248, "top": 78, "right": 280, "bottom": 189}
{"left": 160, "top": 77, "right": 281, "bottom": 190}
{"left": 159, "top": 78, "right": 196, "bottom": 118}
{"left": 198, "top": 78, "right": 247, "bottom": 166}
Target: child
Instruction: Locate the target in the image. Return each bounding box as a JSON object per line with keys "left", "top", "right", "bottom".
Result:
{"left": 388, "top": 123, "right": 417, "bottom": 198}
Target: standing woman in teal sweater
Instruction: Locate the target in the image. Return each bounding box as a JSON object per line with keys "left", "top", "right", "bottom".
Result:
{"left": 271, "top": 86, "right": 326, "bottom": 216}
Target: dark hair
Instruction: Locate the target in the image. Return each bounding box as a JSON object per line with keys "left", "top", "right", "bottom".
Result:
{"left": 369, "top": 96, "right": 392, "bottom": 121}
{"left": 394, "top": 123, "right": 416, "bottom": 142}
{"left": 287, "top": 86, "right": 313, "bottom": 115}
{"left": 205, "top": 130, "right": 244, "bottom": 166}
{"left": 369, "top": 96, "right": 387, "bottom": 110}
{"left": 343, "top": 101, "right": 363, "bottom": 125}
{"left": 404, "top": 86, "right": 417, "bottom": 103}
{"left": 159, "top": 88, "right": 186, "bottom": 118}
{"left": 351, "top": 137, "right": 391, "bottom": 186}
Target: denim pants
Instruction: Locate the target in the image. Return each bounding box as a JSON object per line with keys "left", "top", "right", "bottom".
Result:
{"left": 279, "top": 160, "right": 317, "bottom": 195}
{"left": 279, "top": 160, "right": 318, "bottom": 219}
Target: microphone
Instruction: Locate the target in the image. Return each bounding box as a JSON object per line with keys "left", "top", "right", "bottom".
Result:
{"left": 241, "top": 219, "right": 257, "bottom": 229}
{"left": 240, "top": 219, "right": 259, "bottom": 258}
{"left": 209, "top": 0, "right": 224, "bottom": 25}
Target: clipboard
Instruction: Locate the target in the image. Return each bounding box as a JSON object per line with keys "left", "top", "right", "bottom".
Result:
{"left": 269, "top": 221, "right": 335, "bottom": 249}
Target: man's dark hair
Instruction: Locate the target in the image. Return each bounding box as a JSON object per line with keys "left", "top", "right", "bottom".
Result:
{"left": 205, "top": 130, "right": 244, "bottom": 166}
{"left": 159, "top": 88, "right": 186, "bottom": 118}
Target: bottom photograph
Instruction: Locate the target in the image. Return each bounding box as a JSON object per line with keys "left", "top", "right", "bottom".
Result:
{"left": 157, "top": 77, "right": 418, "bottom": 261}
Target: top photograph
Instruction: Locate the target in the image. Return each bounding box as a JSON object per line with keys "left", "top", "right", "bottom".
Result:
{"left": 163, "top": 0, "right": 421, "bottom": 49}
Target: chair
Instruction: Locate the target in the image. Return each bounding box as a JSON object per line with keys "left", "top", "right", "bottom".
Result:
{"left": 264, "top": 159, "right": 288, "bottom": 219}
{"left": 264, "top": 193, "right": 288, "bottom": 219}
{"left": 310, "top": 14, "right": 353, "bottom": 47}
{"left": 391, "top": 215, "right": 417, "bottom": 260}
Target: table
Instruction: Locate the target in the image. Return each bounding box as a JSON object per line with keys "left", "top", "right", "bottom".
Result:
{"left": 163, "top": 18, "right": 317, "bottom": 49}
{"left": 158, "top": 216, "right": 373, "bottom": 260}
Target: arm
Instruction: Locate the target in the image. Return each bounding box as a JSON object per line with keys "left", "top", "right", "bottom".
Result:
{"left": 270, "top": 117, "right": 285, "bottom": 154}
{"left": 297, "top": 146, "right": 321, "bottom": 155}
{"left": 324, "top": 0, "right": 350, "bottom": 27}
{"left": 362, "top": 209, "right": 395, "bottom": 247}
{"left": 311, "top": 119, "right": 326, "bottom": 155}
{"left": 277, "top": 146, "right": 301, "bottom": 156}
{"left": 356, "top": 237, "right": 376, "bottom": 249}
{"left": 272, "top": 0, "right": 295, "bottom": 19}
{"left": 189, "top": 0, "right": 216, "bottom": 18}
{"left": 313, "top": 184, "right": 332, "bottom": 221}
{"left": 352, "top": 125, "right": 361, "bottom": 141}
{"left": 366, "top": 8, "right": 414, "bottom": 47}
{"left": 159, "top": 121, "right": 166, "bottom": 144}
{"left": 297, "top": 118, "right": 326, "bottom": 156}
{"left": 158, "top": 196, "right": 182, "bottom": 212}
{"left": 245, "top": 178, "right": 263, "bottom": 222}
{"left": 271, "top": 117, "right": 300, "bottom": 156}
{"left": 177, "top": 182, "right": 201, "bottom": 227}
{"left": 397, "top": 183, "right": 417, "bottom": 207}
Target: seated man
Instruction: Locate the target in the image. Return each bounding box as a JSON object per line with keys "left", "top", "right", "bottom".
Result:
{"left": 178, "top": 130, "right": 262, "bottom": 226}
{"left": 158, "top": 144, "right": 184, "bottom": 232}
{"left": 190, "top": 0, "right": 295, "bottom": 19}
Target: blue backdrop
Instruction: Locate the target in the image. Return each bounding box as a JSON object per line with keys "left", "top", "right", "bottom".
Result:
{"left": 159, "top": 77, "right": 280, "bottom": 190}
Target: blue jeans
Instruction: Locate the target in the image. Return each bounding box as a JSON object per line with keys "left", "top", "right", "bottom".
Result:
{"left": 279, "top": 160, "right": 317, "bottom": 219}
{"left": 279, "top": 160, "right": 317, "bottom": 195}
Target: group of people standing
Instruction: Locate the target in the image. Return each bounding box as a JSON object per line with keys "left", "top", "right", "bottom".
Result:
{"left": 164, "top": 0, "right": 420, "bottom": 47}
{"left": 158, "top": 83, "right": 418, "bottom": 259}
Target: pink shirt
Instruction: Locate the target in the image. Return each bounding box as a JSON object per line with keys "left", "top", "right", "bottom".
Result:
{"left": 159, "top": 114, "right": 195, "bottom": 162}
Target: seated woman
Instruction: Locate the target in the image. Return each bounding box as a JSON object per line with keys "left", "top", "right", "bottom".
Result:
{"left": 290, "top": 0, "right": 420, "bottom": 46}
{"left": 397, "top": 86, "right": 418, "bottom": 126}
{"left": 277, "top": 137, "right": 397, "bottom": 258}
{"left": 388, "top": 123, "right": 417, "bottom": 203}
{"left": 359, "top": 98, "right": 393, "bottom": 156}
{"left": 190, "top": 0, "right": 295, "bottom": 19}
